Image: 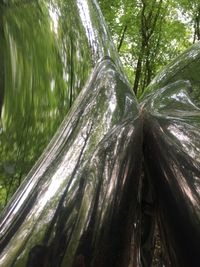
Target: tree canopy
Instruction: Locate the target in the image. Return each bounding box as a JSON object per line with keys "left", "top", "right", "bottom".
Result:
{"left": 98, "top": 0, "right": 200, "bottom": 96}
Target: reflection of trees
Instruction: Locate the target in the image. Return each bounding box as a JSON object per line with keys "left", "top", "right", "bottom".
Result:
{"left": 0, "top": 4, "right": 4, "bottom": 117}
{"left": 0, "top": 0, "right": 94, "bottom": 209}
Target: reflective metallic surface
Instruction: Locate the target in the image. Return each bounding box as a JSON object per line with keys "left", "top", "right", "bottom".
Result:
{"left": 142, "top": 41, "right": 200, "bottom": 107}
{"left": 1, "top": 0, "right": 200, "bottom": 266}
{"left": 0, "top": 59, "right": 142, "bottom": 266}
{"left": 0, "top": 0, "right": 123, "bottom": 208}
{"left": 142, "top": 44, "right": 200, "bottom": 267}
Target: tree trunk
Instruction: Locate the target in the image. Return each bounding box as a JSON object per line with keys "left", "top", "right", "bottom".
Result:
{"left": 118, "top": 25, "right": 128, "bottom": 52}
{"left": 133, "top": 45, "right": 145, "bottom": 95}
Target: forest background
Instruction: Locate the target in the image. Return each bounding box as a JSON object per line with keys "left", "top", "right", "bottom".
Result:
{"left": 98, "top": 0, "right": 200, "bottom": 97}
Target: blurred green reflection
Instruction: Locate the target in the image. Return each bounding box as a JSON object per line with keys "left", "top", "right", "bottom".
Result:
{"left": 0, "top": 0, "right": 118, "bottom": 209}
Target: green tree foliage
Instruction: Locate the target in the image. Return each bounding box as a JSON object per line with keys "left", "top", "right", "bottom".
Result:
{"left": 176, "top": 0, "right": 200, "bottom": 42}
{"left": 98, "top": 0, "right": 195, "bottom": 96}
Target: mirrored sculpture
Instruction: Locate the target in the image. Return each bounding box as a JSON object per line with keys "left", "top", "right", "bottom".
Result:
{"left": 0, "top": 0, "right": 200, "bottom": 267}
